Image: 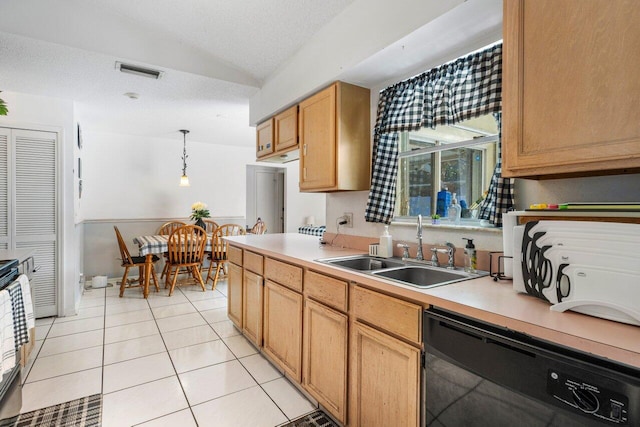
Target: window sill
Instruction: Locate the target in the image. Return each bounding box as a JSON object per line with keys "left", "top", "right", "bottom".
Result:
{"left": 390, "top": 219, "right": 502, "bottom": 234}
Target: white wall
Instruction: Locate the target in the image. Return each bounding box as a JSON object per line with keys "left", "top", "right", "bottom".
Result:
{"left": 283, "top": 161, "right": 326, "bottom": 232}
{"left": 80, "top": 130, "right": 254, "bottom": 220}
{"left": 0, "top": 91, "right": 79, "bottom": 316}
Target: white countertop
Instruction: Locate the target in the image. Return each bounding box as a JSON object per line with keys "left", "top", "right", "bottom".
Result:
{"left": 226, "top": 233, "right": 640, "bottom": 369}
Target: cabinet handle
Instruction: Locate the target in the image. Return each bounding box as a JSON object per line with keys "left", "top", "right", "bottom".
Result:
{"left": 303, "top": 144, "right": 307, "bottom": 156}
{"left": 303, "top": 167, "right": 307, "bottom": 180}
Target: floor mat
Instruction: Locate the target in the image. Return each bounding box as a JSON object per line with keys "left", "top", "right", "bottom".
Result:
{"left": 15, "top": 394, "right": 102, "bottom": 427}
{"left": 279, "top": 410, "right": 339, "bottom": 427}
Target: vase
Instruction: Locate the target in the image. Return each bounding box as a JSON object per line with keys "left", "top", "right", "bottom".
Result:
{"left": 195, "top": 218, "right": 206, "bottom": 229}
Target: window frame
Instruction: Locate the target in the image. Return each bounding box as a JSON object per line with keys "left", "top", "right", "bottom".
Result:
{"left": 393, "top": 131, "right": 498, "bottom": 226}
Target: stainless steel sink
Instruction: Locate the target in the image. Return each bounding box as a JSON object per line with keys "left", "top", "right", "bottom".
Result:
{"left": 372, "top": 266, "right": 475, "bottom": 288}
{"left": 319, "top": 255, "right": 404, "bottom": 271}
{"left": 317, "top": 255, "right": 488, "bottom": 289}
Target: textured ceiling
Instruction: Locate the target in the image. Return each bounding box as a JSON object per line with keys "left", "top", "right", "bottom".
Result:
{"left": 0, "top": 0, "right": 502, "bottom": 147}
{"left": 0, "top": 0, "right": 354, "bottom": 145}
{"left": 81, "top": 0, "right": 355, "bottom": 82}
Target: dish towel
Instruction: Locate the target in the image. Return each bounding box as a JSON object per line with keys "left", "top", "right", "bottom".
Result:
{"left": 18, "top": 274, "right": 35, "bottom": 329}
{"left": 0, "top": 290, "right": 16, "bottom": 380}
{"left": 7, "top": 281, "right": 28, "bottom": 351}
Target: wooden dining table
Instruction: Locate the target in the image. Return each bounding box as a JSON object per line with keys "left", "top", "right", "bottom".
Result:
{"left": 133, "top": 234, "right": 214, "bottom": 298}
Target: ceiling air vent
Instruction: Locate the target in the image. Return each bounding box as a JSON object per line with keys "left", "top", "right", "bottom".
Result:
{"left": 115, "top": 62, "right": 164, "bottom": 79}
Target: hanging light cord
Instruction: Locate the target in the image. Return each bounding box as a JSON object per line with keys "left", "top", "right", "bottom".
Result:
{"left": 180, "top": 129, "right": 189, "bottom": 176}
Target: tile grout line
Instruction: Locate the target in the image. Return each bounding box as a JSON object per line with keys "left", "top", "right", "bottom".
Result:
{"left": 146, "top": 282, "right": 203, "bottom": 427}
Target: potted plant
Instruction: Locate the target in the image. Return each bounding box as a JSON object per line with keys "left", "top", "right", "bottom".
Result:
{"left": 0, "top": 92, "right": 8, "bottom": 116}
{"left": 190, "top": 201, "right": 210, "bottom": 229}
{"left": 431, "top": 214, "right": 440, "bottom": 225}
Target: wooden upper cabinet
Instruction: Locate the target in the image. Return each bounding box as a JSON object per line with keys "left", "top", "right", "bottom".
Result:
{"left": 299, "top": 82, "right": 371, "bottom": 192}
{"left": 502, "top": 0, "right": 640, "bottom": 178}
{"left": 274, "top": 105, "right": 298, "bottom": 152}
{"left": 256, "top": 119, "right": 274, "bottom": 159}
{"left": 255, "top": 106, "right": 298, "bottom": 162}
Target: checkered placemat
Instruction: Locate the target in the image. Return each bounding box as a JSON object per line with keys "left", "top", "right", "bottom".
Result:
{"left": 298, "top": 226, "right": 326, "bottom": 237}
{"left": 134, "top": 235, "right": 212, "bottom": 256}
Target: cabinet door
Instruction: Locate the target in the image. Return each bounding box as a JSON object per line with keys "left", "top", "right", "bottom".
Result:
{"left": 242, "top": 270, "right": 263, "bottom": 347}
{"left": 263, "top": 280, "right": 303, "bottom": 381}
{"left": 303, "top": 299, "right": 348, "bottom": 424}
{"left": 299, "top": 84, "right": 336, "bottom": 191}
{"left": 256, "top": 119, "right": 274, "bottom": 158}
{"left": 503, "top": 0, "right": 640, "bottom": 178}
{"left": 350, "top": 321, "right": 421, "bottom": 427}
{"left": 227, "top": 262, "right": 243, "bottom": 329}
{"left": 274, "top": 105, "right": 298, "bottom": 152}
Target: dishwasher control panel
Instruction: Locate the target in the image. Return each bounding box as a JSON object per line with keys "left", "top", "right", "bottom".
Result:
{"left": 548, "top": 369, "right": 629, "bottom": 424}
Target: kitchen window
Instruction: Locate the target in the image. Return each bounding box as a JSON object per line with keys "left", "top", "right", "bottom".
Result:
{"left": 394, "top": 114, "right": 498, "bottom": 223}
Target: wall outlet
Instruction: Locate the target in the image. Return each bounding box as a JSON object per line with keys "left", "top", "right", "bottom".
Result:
{"left": 343, "top": 212, "right": 353, "bottom": 228}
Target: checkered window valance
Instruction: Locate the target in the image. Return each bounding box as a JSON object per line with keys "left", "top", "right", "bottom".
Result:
{"left": 365, "top": 43, "right": 513, "bottom": 226}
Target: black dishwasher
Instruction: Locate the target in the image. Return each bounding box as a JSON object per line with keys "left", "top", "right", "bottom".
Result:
{"left": 424, "top": 308, "right": 640, "bottom": 426}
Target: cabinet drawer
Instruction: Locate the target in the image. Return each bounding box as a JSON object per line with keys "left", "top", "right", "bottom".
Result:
{"left": 351, "top": 285, "right": 421, "bottom": 344}
{"left": 264, "top": 258, "right": 302, "bottom": 292}
{"left": 228, "top": 245, "right": 243, "bottom": 266}
{"left": 305, "top": 270, "right": 348, "bottom": 312}
{"left": 244, "top": 251, "right": 264, "bottom": 275}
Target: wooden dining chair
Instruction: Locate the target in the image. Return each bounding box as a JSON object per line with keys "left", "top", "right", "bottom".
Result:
{"left": 165, "top": 225, "right": 207, "bottom": 296}
{"left": 158, "top": 221, "right": 186, "bottom": 279}
{"left": 114, "top": 226, "right": 160, "bottom": 297}
{"left": 200, "top": 219, "right": 220, "bottom": 274}
{"left": 202, "top": 219, "right": 219, "bottom": 233}
{"left": 250, "top": 218, "right": 267, "bottom": 235}
{"left": 205, "top": 224, "right": 246, "bottom": 289}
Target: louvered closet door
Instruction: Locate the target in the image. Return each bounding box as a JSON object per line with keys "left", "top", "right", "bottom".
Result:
{"left": 0, "top": 129, "right": 9, "bottom": 251}
{"left": 13, "top": 129, "right": 57, "bottom": 317}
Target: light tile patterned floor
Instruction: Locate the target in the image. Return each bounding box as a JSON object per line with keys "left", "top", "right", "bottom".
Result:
{"left": 22, "top": 278, "right": 316, "bottom": 426}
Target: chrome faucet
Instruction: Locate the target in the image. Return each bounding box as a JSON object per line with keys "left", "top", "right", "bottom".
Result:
{"left": 445, "top": 242, "right": 456, "bottom": 269}
{"left": 416, "top": 214, "right": 424, "bottom": 261}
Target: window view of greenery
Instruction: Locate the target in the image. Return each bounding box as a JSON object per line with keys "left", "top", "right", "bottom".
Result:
{"left": 394, "top": 114, "right": 498, "bottom": 223}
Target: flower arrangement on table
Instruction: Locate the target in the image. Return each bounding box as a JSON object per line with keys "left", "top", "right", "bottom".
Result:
{"left": 190, "top": 201, "right": 210, "bottom": 229}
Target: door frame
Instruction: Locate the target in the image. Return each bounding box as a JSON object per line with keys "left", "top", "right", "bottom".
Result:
{"left": 246, "top": 164, "right": 286, "bottom": 233}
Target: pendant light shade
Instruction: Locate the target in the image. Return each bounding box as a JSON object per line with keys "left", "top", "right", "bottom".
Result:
{"left": 179, "top": 129, "right": 190, "bottom": 187}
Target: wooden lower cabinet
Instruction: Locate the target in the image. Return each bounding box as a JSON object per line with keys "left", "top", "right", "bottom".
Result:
{"left": 243, "top": 270, "right": 263, "bottom": 347}
{"left": 263, "top": 280, "right": 303, "bottom": 381}
{"left": 349, "top": 321, "right": 421, "bottom": 427}
{"left": 227, "top": 262, "right": 243, "bottom": 329}
{"left": 302, "top": 299, "right": 348, "bottom": 424}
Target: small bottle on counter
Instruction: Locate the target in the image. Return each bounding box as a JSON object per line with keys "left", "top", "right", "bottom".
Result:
{"left": 463, "top": 238, "right": 477, "bottom": 273}
{"left": 379, "top": 225, "right": 393, "bottom": 258}
{"left": 448, "top": 193, "right": 462, "bottom": 225}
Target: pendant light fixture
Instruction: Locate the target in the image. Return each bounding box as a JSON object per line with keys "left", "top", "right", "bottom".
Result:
{"left": 179, "top": 129, "right": 190, "bottom": 187}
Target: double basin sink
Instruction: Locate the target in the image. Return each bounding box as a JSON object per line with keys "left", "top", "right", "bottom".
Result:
{"left": 317, "top": 255, "right": 488, "bottom": 289}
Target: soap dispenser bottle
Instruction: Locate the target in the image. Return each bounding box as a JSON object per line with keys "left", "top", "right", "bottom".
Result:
{"left": 379, "top": 225, "right": 393, "bottom": 258}
{"left": 463, "top": 238, "right": 477, "bottom": 273}
{"left": 448, "top": 193, "right": 462, "bottom": 225}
